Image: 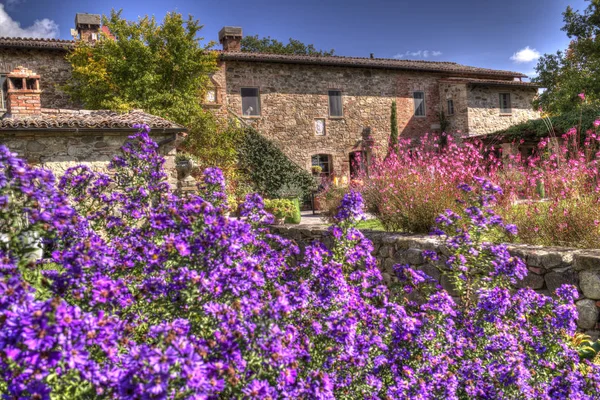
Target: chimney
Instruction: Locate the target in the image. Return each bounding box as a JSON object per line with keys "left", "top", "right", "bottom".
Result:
{"left": 219, "top": 27, "right": 243, "bottom": 52}
{"left": 6, "top": 66, "right": 41, "bottom": 116}
{"left": 75, "top": 13, "right": 101, "bottom": 43}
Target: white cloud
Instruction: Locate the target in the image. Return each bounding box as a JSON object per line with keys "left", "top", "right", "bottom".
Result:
{"left": 510, "top": 46, "right": 541, "bottom": 63}
{"left": 394, "top": 50, "right": 443, "bottom": 59}
{"left": 5, "top": 0, "right": 25, "bottom": 7}
{"left": 0, "top": 3, "right": 59, "bottom": 38}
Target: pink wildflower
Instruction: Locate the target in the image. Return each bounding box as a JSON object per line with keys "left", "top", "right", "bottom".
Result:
{"left": 578, "top": 92, "right": 586, "bottom": 101}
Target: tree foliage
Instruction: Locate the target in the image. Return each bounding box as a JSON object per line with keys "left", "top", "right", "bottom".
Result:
{"left": 66, "top": 9, "right": 218, "bottom": 126}
{"left": 534, "top": 0, "right": 600, "bottom": 113}
{"left": 240, "top": 34, "right": 334, "bottom": 56}
{"left": 387, "top": 100, "right": 398, "bottom": 155}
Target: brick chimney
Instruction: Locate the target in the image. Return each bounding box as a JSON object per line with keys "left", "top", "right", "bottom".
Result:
{"left": 75, "top": 13, "right": 101, "bottom": 42}
{"left": 219, "top": 27, "right": 243, "bottom": 52}
{"left": 6, "top": 66, "right": 41, "bottom": 116}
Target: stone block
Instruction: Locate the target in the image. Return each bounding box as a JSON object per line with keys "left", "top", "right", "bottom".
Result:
{"left": 378, "top": 245, "right": 392, "bottom": 258}
{"left": 26, "top": 140, "right": 45, "bottom": 152}
{"left": 382, "top": 258, "right": 395, "bottom": 274}
{"left": 526, "top": 250, "right": 562, "bottom": 268}
{"left": 516, "top": 273, "right": 545, "bottom": 290}
{"left": 580, "top": 271, "right": 600, "bottom": 300}
{"left": 418, "top": 263, "right": 441, "bottom": 282}
{"left": 545, "top": 270, "right": 579, "bottom": 296}
{"left": 574, "top": 251, "right": 600, "bottom": 271}
{"left": 441, "top": 274, "right": 461, "bottom": 297}
{"left": 405, "top": 248, "right": 424, "bottom": 265}
{"left": 576, "top": 299, "right": 600, "bottom": 330}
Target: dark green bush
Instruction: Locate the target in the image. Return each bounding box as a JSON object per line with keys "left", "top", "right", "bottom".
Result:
{"left": 493, "top": 107, "right": 600, "bottom": 140}
{"left": 238, "top": 128, "right": 316, "bottom": 198}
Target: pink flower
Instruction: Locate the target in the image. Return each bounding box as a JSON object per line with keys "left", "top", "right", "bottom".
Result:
{"left": 578, "top": 92, "right": 586, "bottom": 101}
{"left": 594, "top": 120, "right": 600, "bottom": 128}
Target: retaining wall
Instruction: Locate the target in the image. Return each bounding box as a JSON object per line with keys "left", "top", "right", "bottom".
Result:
{"left": 270, "top": 224, "right": 600, "bottom": 339}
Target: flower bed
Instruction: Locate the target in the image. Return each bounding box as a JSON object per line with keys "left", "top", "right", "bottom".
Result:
{"left": 1, "top": 126, "right": 599, "bottom": 399}
{"left": 357, "top": 126, "right": 600, "bottom": 248}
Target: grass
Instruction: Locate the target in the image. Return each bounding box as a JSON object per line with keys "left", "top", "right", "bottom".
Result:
{"left": 355, "top": 219, "right": 385, "bottom": 231}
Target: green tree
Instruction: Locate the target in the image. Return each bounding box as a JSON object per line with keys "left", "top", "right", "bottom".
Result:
{"left": 240, "top": 35, "right": 334, "bottom": 56}
{"left": 534, "top": 0, "right": 600, "bottom": 113}
{"left": 66, "top": 9, "right": 218, "bottom": 126}
{"left": 387, "top": 100, "right": 398, "bottom": 155}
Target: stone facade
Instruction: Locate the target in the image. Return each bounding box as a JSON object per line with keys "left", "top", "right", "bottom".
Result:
{"left": 1, "top": 129, "right": 178, "bottom": 183}
{"left": 467, "top": 86, "right": 540, "bottom": 135}
{"left": 0, "top": 48, "right": 74, "bottom": 110}
{"left": 217, "top": 57, "right": 539, "bottom": 178}
{"left": 271, "top": 224, "right": 600, "bottom": 339}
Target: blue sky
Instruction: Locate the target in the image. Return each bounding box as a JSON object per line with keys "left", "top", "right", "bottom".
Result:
{"left": 0, "top": 0, "right": 590, "bottom": 78}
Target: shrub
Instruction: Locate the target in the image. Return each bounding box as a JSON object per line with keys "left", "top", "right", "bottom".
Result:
{"left": 316, "top": 184, "right": 349, "bottom": 222}
{"left": 361, "top": 133, "right": 495, "bottom": 233}
{"left": 1, "top": 126, "right": 600, "bottom": 398}
{"left": 238, "top": 127, "right": 316, "bottom": 198}
{"left": 492, "top": 106, "right": 600, "bottom": 140}
{"left": 264, "top": 198, "right": 296, "bottom": 220}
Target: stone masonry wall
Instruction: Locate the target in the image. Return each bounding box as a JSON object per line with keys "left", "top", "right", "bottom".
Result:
{"left": 0, "top": 48, "right": 75, "bottom": 110}
{"left": 225, "top": 61, "right": 448, "bottom": 177}
{"left": 271, "top": 224, "right": 600, "bottom": 339}
{"left": 467, "top": 86, "right": 539, "bottom": 135}
{"left": 439, "top": 82, "right": 469, "bottom": 134}
{"left": 222, "top": 61, "right": 539, "bottom": 178}
{"left": 0, "top": 130, "right": 178, "bottom": 184}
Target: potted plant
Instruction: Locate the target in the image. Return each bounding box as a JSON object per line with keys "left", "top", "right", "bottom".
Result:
{"left": 311, "top": 165, "right": 323, "bottom": 176}
{"left": 264, "top": 198, "right": 296, "bottom": 225}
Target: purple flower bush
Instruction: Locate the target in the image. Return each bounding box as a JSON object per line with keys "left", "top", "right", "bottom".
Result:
{"left": 1, "top": 125, "right": 599, "bottom": 399}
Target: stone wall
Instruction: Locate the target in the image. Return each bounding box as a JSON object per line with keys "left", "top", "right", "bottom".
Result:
{"left": 0, "top": 48, "right": 75, "bottom": 110}
{"left": 271, "top": 224, "right": 600, "bottom": 339}
{"left": 0, "top": 129, "right": 178, "bottom": 184}
{"left": 221, "top": 61, "right": 539, "bottom": 178}
{"left": 467, "top": 86, "right": 539, "bottom": 135}
{"left": 439, "top": 82, "right": 469, "bottom": 133}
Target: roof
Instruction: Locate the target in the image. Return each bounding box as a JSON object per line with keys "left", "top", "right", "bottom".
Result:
{"left": 75, "top": 13, "right": 101, "bottom": 26}
{"left": 0, "top": 109, "right": 185, "bottom": 132}
{"left": 219, "top": 51, "right": 527, "bottom": 78}
{"left": 440, "top": 77, "right": 540, "bottom": 88}
{"left": 0, "top": 37, "right": 75, "bottom": 51}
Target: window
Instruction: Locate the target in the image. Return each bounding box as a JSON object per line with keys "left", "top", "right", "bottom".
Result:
{"left": 328, "top": 90, "right": 343, "bottom": 117}
{"left": 311, "top": 154, "right": 331, "bottom": 176}
{"left": 499, "top": 93, "right": 511, "bottom": 114}
{"left": 413, "top": 91, "right": 425, "bottom": 116}
{"left": 0, "top": 75, "right": 6, "bottom": 111}
{"left": 447, "top": 99, "right": 454, "bottom": 115}
{"left": 241, "top": 88, "right": 260, "bottom": 116}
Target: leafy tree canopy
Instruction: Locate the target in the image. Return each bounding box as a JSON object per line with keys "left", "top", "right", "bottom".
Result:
{"left": 240, "top": 34, "right": 334, "bottom": 56}
{"left": 66, "top": 9, "right": 218, "bottom": 126}
{"left": 534, "top": 0, "right": 600, "bottom": 114}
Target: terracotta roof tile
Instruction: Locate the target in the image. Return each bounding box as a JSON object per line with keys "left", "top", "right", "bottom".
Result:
{"left": 0, "top": 109, "right": 185, "bottom": 131}
{"left": 439, "top": 77, "right": 540, "bottom": 87}
{"left": 219, "top": 51, "right": 527, "bottom": 78}
{"left": 0, "top": 37, "right": 75, "bottom": 51}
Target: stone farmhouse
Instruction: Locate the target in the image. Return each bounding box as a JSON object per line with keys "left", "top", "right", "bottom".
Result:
{"left": 209, "top": 27, "right": 539, "bottom": 178}
{"left": 0, "top": 15, "right": 183, "bottom": 183}
{"left": 0, "top": 14, "right": 539, "bottom": 181}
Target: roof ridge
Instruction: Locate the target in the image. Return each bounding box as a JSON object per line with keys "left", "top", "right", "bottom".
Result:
{"left": 224, "top": 51, "right": 461, "bottom": 65}
{"left": 220, "top": 52, "right": 527, "bottom": 77}
{"left": 0, "top": 37, "right": 74, "bottom": 43}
